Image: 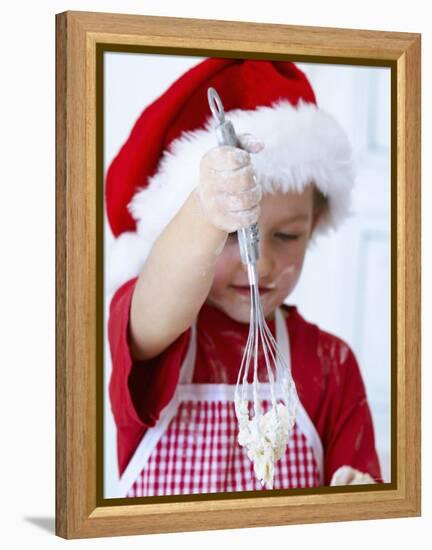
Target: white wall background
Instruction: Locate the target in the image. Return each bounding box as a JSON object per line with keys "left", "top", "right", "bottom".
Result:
{"left": 1, "top": 0, "right": 430, "bottom": 548}
{"left": 104, "top": 56, "right": 391, "bottom": 494}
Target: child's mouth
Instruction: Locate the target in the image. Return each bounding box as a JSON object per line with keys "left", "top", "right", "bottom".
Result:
{"left": 230, "top": 285, "right": 274, "bottom": 296}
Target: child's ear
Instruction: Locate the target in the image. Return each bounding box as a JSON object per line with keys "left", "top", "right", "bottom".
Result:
{"left": 310, "top": 208, "right": 322, "bottom": 234}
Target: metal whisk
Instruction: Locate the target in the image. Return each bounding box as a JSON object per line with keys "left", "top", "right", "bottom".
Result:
{"left": 207, "top": 87, "right": 299, "bottom": 489}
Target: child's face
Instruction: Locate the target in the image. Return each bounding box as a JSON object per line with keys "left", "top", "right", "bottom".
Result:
{"left": 206, "top": 184, "right": 320, "bottom": 323}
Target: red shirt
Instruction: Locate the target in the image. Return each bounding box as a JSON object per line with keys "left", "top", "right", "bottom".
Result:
{"left": 108, "top": 278, "right": 382, "bottom": 485}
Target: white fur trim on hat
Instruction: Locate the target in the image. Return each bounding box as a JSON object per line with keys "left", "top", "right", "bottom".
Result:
{"left": 106, "top": 231, "right": 152, "bottom": 296}
{"left": 108, "top": 100, "right": 355, "bottom": 293}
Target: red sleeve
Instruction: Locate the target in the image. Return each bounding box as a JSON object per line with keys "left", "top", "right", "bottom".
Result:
{"left": 107, "top": 278, "right": 191, "bottom": 476}
{"left": 322, "top": 342, "right": 383, "bottom": 485}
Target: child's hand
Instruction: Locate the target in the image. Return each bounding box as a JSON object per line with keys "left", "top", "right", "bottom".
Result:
{"left": 330, "top": 465, "right": 376, "bottom": 486}
{"left": 197, "top": 133, "right": 264, "bottom": 233}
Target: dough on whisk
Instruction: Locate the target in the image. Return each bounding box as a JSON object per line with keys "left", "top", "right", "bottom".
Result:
{"left": 236, "top": 399, "right": 295, "bottom": 489}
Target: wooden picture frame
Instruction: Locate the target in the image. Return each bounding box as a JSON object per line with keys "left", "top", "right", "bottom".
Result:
{"left": 55, "top": 10, "right": 421, "bottom": 539}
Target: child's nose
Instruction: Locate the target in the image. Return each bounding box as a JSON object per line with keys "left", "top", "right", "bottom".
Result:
{"left": 256, "top": 246, "right": 275, "bottom": 280}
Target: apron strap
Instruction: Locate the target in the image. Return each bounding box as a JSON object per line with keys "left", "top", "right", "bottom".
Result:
{"left": 275, "top": 307, "right": 292, "bottom": 381}
{"left": 275, "top": 306, "right": 324, "bottom": 484}
{"left": 178, "top": 323, "right": 198, "bottom": 384}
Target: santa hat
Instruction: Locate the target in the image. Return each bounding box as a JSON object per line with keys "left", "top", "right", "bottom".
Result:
{"left": 105, "top": 58, "right": 354, "bottom": 293}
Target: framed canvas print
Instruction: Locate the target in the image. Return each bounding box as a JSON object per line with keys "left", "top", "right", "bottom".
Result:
{"left": 55, "top": 10, "right": 421, "bottom": 539}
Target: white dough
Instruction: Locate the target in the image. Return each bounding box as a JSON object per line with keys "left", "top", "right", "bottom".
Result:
{"left": 235, "top": 395, "right": 297, "bottom": 489}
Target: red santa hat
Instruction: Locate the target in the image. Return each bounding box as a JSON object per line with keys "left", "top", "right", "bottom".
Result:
{"left": 105, "top": 58, "right": 355, "bottom": 293}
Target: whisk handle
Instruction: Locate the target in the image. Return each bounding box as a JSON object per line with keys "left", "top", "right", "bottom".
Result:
{"left": 207, "top": 87, "right": 260, "bottom": 267}
{"left": 214, "top": 117, "right": 238, "bottom": 148}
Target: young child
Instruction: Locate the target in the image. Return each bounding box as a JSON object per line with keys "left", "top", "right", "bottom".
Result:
{"left": 106, "top": 58, "right": 382, "bottom": 497}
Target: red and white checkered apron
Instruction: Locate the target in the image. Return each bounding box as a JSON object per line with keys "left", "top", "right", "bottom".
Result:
{"left": 118, "top": 308, "right": 323, "bottom": 496}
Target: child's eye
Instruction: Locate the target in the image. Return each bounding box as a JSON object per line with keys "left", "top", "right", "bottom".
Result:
{"left": 274, "top": 232, "right": 300, "bottom": 241}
